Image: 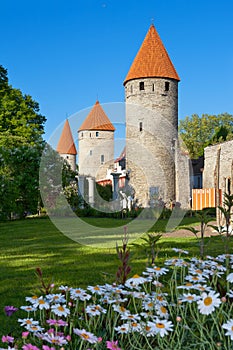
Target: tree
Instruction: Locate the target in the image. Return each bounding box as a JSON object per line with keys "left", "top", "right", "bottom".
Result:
{"left": 0, "top": 65, "right": 46, "bottom": 219}
{"left": 179, "top": 113, "right": 233, "bottom": 159}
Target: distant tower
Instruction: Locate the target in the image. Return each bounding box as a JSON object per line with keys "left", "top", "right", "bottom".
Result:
{"left": 78, "top": 101, "right": 115, "bottom": 178}
{"left": 56, "top": 119, "right": 77, "bottom": 171}
{"left": 124, "top": 24, "right": 180, "bottom": 206}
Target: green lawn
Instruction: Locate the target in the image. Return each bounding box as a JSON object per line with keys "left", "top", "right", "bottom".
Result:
{"left": 0, "top": 215, "right": 233, "bottom": 337}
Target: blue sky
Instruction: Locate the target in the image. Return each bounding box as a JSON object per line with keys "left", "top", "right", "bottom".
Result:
{"left": 1, "top": 0, "right": 233, "bottom": 152}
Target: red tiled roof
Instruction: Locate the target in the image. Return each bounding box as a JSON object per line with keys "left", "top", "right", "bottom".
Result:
{"left": 57, "top": 119, "right": 77, "bottom": 155}
{"left": 124, "top": 24, "right": 180, "bottom": 85}
{"left": 79, "top": 101, "right": 115, "bottom": 131}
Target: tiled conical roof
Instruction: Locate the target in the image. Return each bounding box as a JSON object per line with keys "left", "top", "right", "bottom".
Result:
{"left": 57, "top": 119, "right": 77, "bottom": 155}
{"left": 79, "top": 101, "right": 115, "bottom": 131}
{"left": 124, "top": 24, "right": 180, "bottom": 85}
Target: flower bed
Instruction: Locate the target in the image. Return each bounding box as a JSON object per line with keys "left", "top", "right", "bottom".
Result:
{"left": 2, "top": 249, "right": 233, "bottom": 349}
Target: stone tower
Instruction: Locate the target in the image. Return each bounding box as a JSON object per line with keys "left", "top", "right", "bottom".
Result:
{"left": 124, "top": 24, "right": 180, "bottom": 207}
{"left": 57, "top": 119, "right": 77, "bottom": 171}
{"left": 78, "top": 100, "right": 115, "bottom": 178}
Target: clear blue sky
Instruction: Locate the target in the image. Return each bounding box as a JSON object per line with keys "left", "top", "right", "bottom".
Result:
{"left": 1, "top": 0, "right": 233, "bottom": 149}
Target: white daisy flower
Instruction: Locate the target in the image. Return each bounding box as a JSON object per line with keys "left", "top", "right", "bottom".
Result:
{"left": 197, "top": 291, "right": 221, "bottom": 315}
{"left": 25, "top": 295, "right": 39, "bottom": 304}
{"left": 31, "top": 296, "right": 50, "bottom": 310}
{"left": 112, "top": 304, "right": 130, "bottom": 315}
{"left": 46, "top": 293, "right": 66, "bottom": 304}
{"left": 146, "top": 319, "right": 173, "bottom": 337}
{"left": 26, "top": 324, "right": 44, "bottom": 333}
{"left": 85, "top": 304, "right": 107, "bottom": 316}
{"left": 222, "top": 319, "right": 233, "bottom": 340}
{"left": 58, "top": 285, "right": 70, "bottom": 292}
{"left": 129, "top": 321, "right": 142, "bottom": 332}
{"left": 121, "top": 313, "right": 141, "bottom": 322}
{"left": 179, "top": 293, "right": 200, "bottom": 304}
{"left": 42, "top": 333, "right": 68, "bottom": 345}
{"left": 227, "top": 273, "right": 233, "bottom": 283}
{"left": 51, "top": 304, "right": 70, "bottom": 317}
{"left": 20, "top": 305, "right": 37, "bottom": 312}
{"left": 125, "top": 274, "right": 147, "bottom": 289}
{"left": 142, "top": 299, "right": 155, "bottom": 311}
{"left": 73, "top": 328, "right": 98, "bottom": 344}
{"left": 156, "top": 305, "right": 169, "bottom": 318}
{"left": 87, "top": 285, "right": 105, "bottom": 295}
{"left": 18, "top": 318, "right": 39, "bottom": 327}
{"left": 115, "top": 323, "right": 130, "bottom": 334}
{"left": 172, "top": 248, "right": 189, "bottom": 255}
{"left": 145, "top": 266, "right": 169, "bottom": 277}
{"left": 227, "top": 290, "right": 233, "bottom": 298}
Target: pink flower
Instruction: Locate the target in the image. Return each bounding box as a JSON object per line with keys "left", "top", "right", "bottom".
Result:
{"left": 106, "top": 340, "right": 122, "bottom": 350}
{"left": 22, "top": 344, "right": 40, "bottom": 350}
{"left": 2, "top": 335, "right": 14, "bottom": 343}
{"left": 22, "top": 331, "right": 30, "bottom": 339}
{"left": 42, "top": 346, "right": 56, "bottom": 350}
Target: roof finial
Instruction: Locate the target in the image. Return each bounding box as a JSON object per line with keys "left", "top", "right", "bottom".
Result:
{"left": 151, "top": 17, "right": 154, "bottom": 25}
{"left": 96, "top": 93, "right": 99, "bottom": 103}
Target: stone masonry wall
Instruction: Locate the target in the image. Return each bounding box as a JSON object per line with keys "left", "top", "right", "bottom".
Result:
{"left": 125, "top": 77, "right": 178, "bottom": 206}
{"left": 78, "top": 130, "right": 114, "bottom": 178}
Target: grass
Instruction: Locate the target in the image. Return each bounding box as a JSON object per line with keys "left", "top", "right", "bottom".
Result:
{"left": 1, "top": 214, "right": 233, "bottom": 338}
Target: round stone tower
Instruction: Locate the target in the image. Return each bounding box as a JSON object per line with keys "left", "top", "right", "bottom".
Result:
{"left": 57, "top": 119, "right": 77, "bottom": 171}
{"left": 124, "top": 24, "right": 180, "bottom": 207}
{"left": 78, "top": 100, "right": 115, "bottom": 179}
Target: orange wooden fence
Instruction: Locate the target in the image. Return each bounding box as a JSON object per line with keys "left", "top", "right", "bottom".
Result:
{"left": 192, "top": 188, "right": 222, "bottom": 210}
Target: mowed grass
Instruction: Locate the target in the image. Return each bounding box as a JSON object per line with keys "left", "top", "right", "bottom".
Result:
{"left": 1, "top": 215, "right": 233, "bottom": 337}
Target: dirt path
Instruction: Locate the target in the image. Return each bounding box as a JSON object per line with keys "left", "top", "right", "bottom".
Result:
{"left": 163, "top": 221, "right": 219, "bottom": 238}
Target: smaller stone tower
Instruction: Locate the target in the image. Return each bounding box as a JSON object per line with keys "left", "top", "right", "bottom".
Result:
{"left": 57, "top": 119, "right": 77, "bottom": 171}
{"left": 78, "top": 101, "right": 115, "bottom": 179}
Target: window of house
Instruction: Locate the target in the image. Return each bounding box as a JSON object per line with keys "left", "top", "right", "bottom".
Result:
{"left": 131, "top": 85, "right": 133, "bottom": 93}
{"left": 101, "top": 154, "right": 104, "bottom": 164}
{"left": 165, "top": 81, "right": 170, "bottom": 91}
{"left": 139, "top": 81, "right": 144, "bottom": 90}
{"left": 139, "top": 122, "right": 143, "bottom": 132}
{"left": 96, "top": 131, "right": 99, "bottom": 137}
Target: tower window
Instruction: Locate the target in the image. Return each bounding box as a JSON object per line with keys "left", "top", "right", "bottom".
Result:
{"left": 139, "top": 82, "right": 144, "bottom": 90}
{"left": 96, "top": 131, "right": 99, "bottom": 137}
{"left": 90, "top": 133, "right": 91, "bottom": 137}
{"left": 101, "top": 154, "right": 104, "bottom": 164}
{"left": 81, "top": 132, "right": 83, "bottom": 137}
{"left": 131, "top": 85, "right": 133, "bottom": 93}
{"left": 152, "top": 83, "right": 155, "bottom": 91}
{"left": 165, "top": 82, "right": 170, "bottom": 91}
{"left": 139, "top": 122, "right": 143, "bottom": 132}
{"left": 90, "top": 150, "right": 92, "bottom": 156}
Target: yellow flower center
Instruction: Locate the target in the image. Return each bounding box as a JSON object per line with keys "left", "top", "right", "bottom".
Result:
{"left": 81, "top": 333, "right": 90, "bottom": 339}
{"left": 94, "top": 286, "right": 100, "bottom": 290}
{"left": 185, "top": 283, "right": 193, "bottom": 287}
{"left": 148, "top": 302, "right": 154, "bottom": 307}
{"left": 32, "top": 295, "right": 38, "bottom": 299}
{"left": 132, "top": 322, "right": 138, "bottom": 327}
{"left": 145, "top": 326, "right": 151, "bottom": 331}
{"left": 155, "top": 267, "right": 161, "bottom": 271}
{"left": 156, "top": 322, "right": 165, "bottom": 329}
{"left": 192, "top": 277, "right": 199, "bottom": 281}
{"left": 58, "top": 306, "right": 65, "bottom": 312}
{"left": 26, "top": 320, "right": 32, "bottom": 324}
{"left": 120, "top": 306, "right": 126, "bottom": 312}
{"left": 187, "top": 296, "right": 194, "bottom": 300}
{"left": 133, "top": 274, "right": 140, "bottom": 279}
{"left": 31, "top": 326, "right": 38, "bottom": 331}
{"left": 204, "top": 297, "right": 213, "bottom": 306}
{"left": 231, "top": 326, "right": 233, "bottom": 331}
{"left": 39, "top": 299, "right": 45, "bottom": 304}
{"left": 75, "top": 289, "right": 81, "bottom": 293}
{"left": 160, "top": 306, "right": 167, "bottom": 314}
{"left": 157, "top": 296, "right": 163, "bottom": 301}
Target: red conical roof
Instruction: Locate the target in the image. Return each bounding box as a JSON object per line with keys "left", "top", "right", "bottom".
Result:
{"left": 124, "top": 24, "right": 180, "bottom": 85}
{"left": 79, "top": 101, "right": 115, "bottom": 131}
{"left": 57, "top": 119, "right": 77, "bottom": 155}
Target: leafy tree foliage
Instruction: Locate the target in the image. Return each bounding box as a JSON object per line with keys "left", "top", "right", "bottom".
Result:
{"left": 0, "top": 65, "right": 46, "bottom": 219}
{"left": 179, "top": 113, "right": 233, "bottom": 159}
